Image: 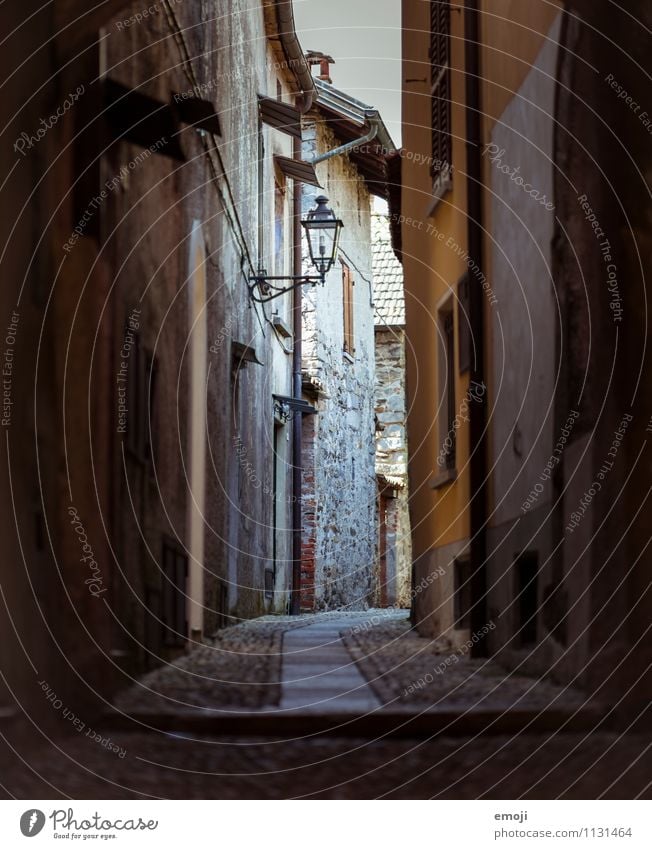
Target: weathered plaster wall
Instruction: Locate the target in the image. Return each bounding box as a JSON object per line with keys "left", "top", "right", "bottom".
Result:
{"left": 484, "top": 15, "right": 561, "bottom": 669}
{"left": 487, "top": 13, "right": 561, "bottom": 525}
{"left": 552, "top": 1, "right": 652, "bottom": 713}
{"left": 484, "top": 13, "right": 561, "bottom": 667}
{"left": 102, "top": 0, "right": 297, "bottom": 671}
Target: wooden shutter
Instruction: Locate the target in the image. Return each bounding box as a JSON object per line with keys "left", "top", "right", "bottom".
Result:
{"left": 342, "top": 263, "right": 355, "bottom": 354}
{"left": 430, "top": 1, "right": 452, "bottom": 185}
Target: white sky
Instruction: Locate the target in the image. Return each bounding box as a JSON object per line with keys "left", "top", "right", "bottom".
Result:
{"left": 292, "top": 0, "right": 402, "bottom": 146}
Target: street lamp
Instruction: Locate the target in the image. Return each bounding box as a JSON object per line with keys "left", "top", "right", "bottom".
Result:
{"left": 248, "top": 195, "right": 343, "bottom": 303}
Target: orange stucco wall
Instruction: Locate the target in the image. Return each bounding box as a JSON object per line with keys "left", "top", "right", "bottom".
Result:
{"left": 401, "top": 0, "right": 563, "bottom": 632}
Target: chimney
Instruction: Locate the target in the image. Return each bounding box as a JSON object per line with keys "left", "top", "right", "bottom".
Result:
{"left": 305, "top": 50, "right": 335, "bottom": 85}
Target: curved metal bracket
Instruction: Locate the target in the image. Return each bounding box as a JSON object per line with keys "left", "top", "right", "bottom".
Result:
{"left": 248, "top": 272, "right": 323, "bottom": 303}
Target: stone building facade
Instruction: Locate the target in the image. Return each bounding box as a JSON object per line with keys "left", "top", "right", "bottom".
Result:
{"left": 372, "top": 213, "right": 412, "bottom": 609}
{"left": 299, "top": 78, "right": 394, "bottom": 610}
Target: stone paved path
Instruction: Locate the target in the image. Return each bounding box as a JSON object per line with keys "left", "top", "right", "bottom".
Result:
{"left": 2, "top": 610, "right": 647, "bottom": 798}
{"left": 279, "top": 614, "right": 383, "bottom": 714}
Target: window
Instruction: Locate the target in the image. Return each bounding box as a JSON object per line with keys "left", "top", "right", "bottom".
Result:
{"left": 430, "top": 0, "right": 452, "bottom": 196}
{"left": 457, "top": 273, "right": 470, "bottom": 374}
{"left": 515, "top": 551, "right": 539, "bottom": 646}
{"left": 342, "top": 261, "right": 355, "bottom": 355}
{"left": 161, "top": 537, "right": 188, "bottom": 648}
{"left": 145, "top": 352, "right": 158, "bottom": 463}
{"left": 125, "top": 329, "right": 144, "bottom": 459}
{"left": 268, "top": 420, "right": 284, "bottom": 602}
{"left": 274, "top": 179, "right": 285, "bottom": 275}
{"left": 454, "top": 557, "right": 472, "bottom": 629}
{"left": 438, "top": 302, "right": 456, "bottom": 469}
{"left": 125, "top": 328, "right": 155, "bottom": 463}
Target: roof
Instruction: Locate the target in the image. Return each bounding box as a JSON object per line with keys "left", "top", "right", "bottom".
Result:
{"left": 377, "top": 473, "right": 407, "bottom": 491}
{"left": 372, "top": 212, "right": 405, "bottom": 327}
{"left": 312, "top": 78, "right": 395, "bottom": 198}
{"left": 263, "top": 2, "right": 315, "bottom": 107}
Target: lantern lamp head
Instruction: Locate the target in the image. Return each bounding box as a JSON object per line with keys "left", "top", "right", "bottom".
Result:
{"left": 248, "top": 196, "right": 344, "bottom": 302}
{"left": 301, "top": 195, "right": 344, "bottom": 281}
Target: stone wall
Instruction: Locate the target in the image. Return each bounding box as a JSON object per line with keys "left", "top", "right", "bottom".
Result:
{"left": 375, "top": 327, "right": 412, "bottom": 607}
{"left": 300, "top": 114, "right": 377, "bottom": 610}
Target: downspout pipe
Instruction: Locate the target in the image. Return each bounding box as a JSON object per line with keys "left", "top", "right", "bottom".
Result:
{"left": 291, "top": 127, "right": 303, "bottom": 615}
{"left": 309, "top": 114, "right": 379, "bottom": 165}
{"left": 271, "top": 2, "right": 314, "bottom": 613}
{"left": 273, "top": 0, "right": 315, "bottom": 111}
{"left": 464, "top": 0, "right": 489, "bottom": 655}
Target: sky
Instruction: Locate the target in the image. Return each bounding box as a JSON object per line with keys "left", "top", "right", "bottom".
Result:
{"left": 292, "top": 0, "right": 402, "bottom": 146}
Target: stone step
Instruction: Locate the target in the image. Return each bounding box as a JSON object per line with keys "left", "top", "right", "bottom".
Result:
{"left": 100, "top": 705, "right": 610, "bottom": 738}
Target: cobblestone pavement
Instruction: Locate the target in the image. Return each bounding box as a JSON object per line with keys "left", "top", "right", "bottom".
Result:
{"left": 342, "top": 616, "right": 589, "bottom": 712}
{"left": 2, "top": 728, "right": 650, "bottom": 799}
{"left": 113, "top": 610, "right": 379, "bottom": 714}
{"left": 3, "top": 610, "right": 648, "bottom": 799}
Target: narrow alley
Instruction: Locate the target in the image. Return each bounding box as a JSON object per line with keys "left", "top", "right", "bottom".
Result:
{"left": 1, "top": 0, "right": 651, "bottom": 814}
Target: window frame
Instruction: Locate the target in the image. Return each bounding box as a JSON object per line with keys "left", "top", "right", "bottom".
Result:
{"left": 341, "top": 260, "right": 355, "bottom": 356}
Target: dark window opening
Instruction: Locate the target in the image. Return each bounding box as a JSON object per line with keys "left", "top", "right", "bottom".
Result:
{"left": 125, "top": 328, "right": 156, "bottom": 464}
{"left": 144, "top": 586, "right": 162, "bottom": 669}
{"left": 161, "top": 537, "right": 188, "bottom": 648}
{"left": 125, "top": 329, "right": 143, "bottom": 458}
{"left": 73, "top": 51, "right": 102, "bottom": 239}
{"left": 441, "top": 306, "right": 456, "bottom": 469}
{"left": 515, "top": 551, "right": 539, "bottom": 646}
{"left": 458, "top": 274, "right": 471, "bottom": 374}
{"left": 216, "top": 581, "right": 228, "bottom": 631}
{"left": 454, "top": 557, "right": 472, "bottom": 629}
{"left": 264, "top": 568, "right": 275, "bottom": 600}
{"left": 269, "top": 420, "right": 282, "bottom": 602}
{"left": 145, "top": 352, "right": 158, "bottom": 463}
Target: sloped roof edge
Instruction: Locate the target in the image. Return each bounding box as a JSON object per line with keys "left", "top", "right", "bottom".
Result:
{"left": 264, "top": 1, "right": 315, "bottom": 111}
{"left": 314, "top": 78, "right": 395, "bottom": 151}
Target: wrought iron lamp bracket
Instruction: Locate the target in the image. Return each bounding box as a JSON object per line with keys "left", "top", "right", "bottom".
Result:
{"left": 248, "top": 271, "right": 324, "bottom": 303}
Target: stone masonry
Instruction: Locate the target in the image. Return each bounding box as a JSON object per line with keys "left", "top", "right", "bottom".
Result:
{"left": 300, "top": 110, "right": 377, "bottom": 611}
{"left": 373, "top": 212, "right": 412, "bottom": 608}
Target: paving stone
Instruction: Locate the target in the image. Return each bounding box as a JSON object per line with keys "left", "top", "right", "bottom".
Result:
{"left": 279, "top": 614, "right": 382, "bottom": 714}
{"left": 342, "top": 617, "right": 592, "bottom": 713}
